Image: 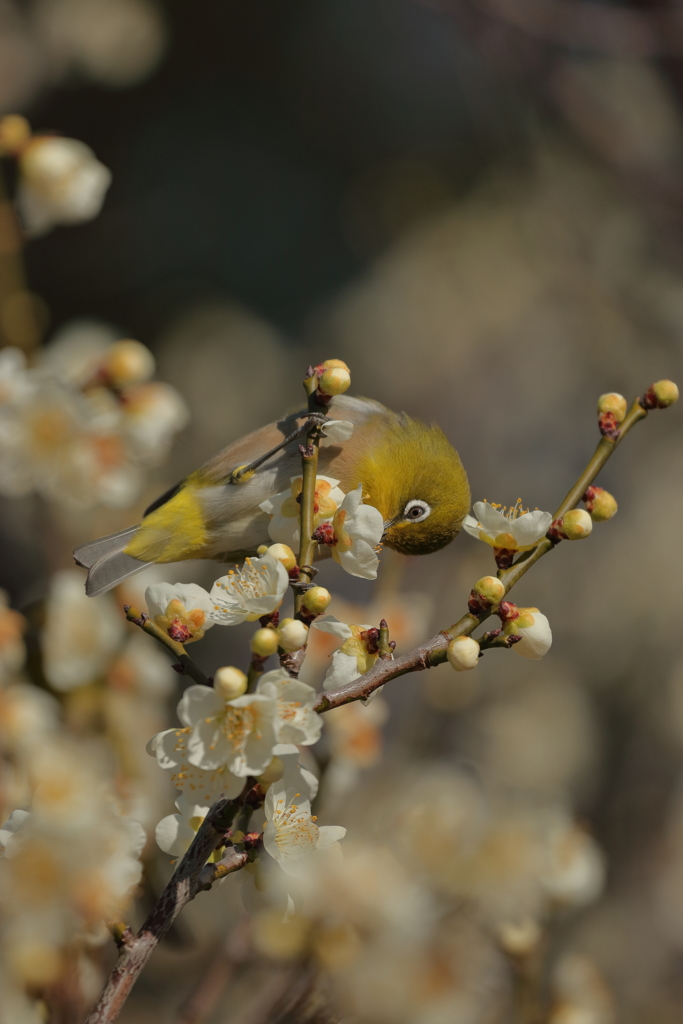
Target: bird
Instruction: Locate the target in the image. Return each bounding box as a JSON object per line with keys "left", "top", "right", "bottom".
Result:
{"left": 74, "top": 394, "right": 470, "bottom": 596}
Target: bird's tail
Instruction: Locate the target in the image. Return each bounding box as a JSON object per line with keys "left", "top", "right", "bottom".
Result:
{"left": 73, "top": 527, "right": 150, "bottom": 597}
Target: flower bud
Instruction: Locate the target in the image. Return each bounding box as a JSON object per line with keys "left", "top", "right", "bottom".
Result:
{"left": 583, "top": 486, "right": 617, "bottom": 522}
{"left": 250, "top": 627, "right": 279, "bottom": 658}
{"left": 447, "top": 636, "right": 480, "bottom": 672}
{"left": 277, "top": 618, "right": 309, "bottom": 652}
{"left": 642, "top": 379, "right": 679, "bottom": 409}
{"left": 559, "top": 508, "right": 593, "bottom": 540}
{"left": 597, "top": 393, "right": 627, "bottom": 422}
{"left": 266, "top": 543, "right": 297, "bottom": 571}
{"left": 301, "top": 586, "right": 332, "bottom": 615}
{"left": 322, "top": 358, "right": 349, "bottom": 371}
{"left": 497, "top": 920, "right": 542, "bottom": 957}
{"left": 214, "top": 666, "right": 248, "bottom": 700}
{"left": 103, "top": 339, "right": 155, "bottom": 386}
{"left": 469, "top": 575, "right": 505, "bottom": 613}
{"left": 504, "top": 607, "right": 552, "bottom": 660}
{"left": 0, "top": 114, "right": 30, "bottom": 156}
{"left": 318, "top": 366, "right": 351, "bottom": 396}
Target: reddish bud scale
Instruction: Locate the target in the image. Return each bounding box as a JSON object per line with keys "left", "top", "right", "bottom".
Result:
{"left": 583, "top": 486, "right": 599, "bottom": 511}
{"left": 312, "top": 522, "right": 336, "bottom": 546}
{"left": 506, "top": 634, "right": 522, "bottom": 646}
{"left": 287, "top": 565, "right": 301, "bottom": 580}
{"left": 598, "top": 411, "right": 621, "bottom": 439}
{"left": 498, "top": 601, "right": 519, "bottom": 623}
{"left": 468, "top": 591, "right": 490, "bottom": 614}
{"left": 548, "top": 519, "right": 564, "bottom": 543}
{"left": 259, "top": 610, "right": 280, "bottom": 628}
{"left": 493, "top": 547, "right": 515, "bottom": 570}
{"left": 168, "top": 619, "right": 192, "bottom": 642}
{"left": 359, "top": 627, "right": 380, "bottom": 654}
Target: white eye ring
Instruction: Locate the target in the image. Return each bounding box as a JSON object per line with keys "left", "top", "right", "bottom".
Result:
{"left": 404, "top": 499, "right": 431, "bottom": 523}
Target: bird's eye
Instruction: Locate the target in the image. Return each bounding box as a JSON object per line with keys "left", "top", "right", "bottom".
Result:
{"left": 404, "top": 499, "right": 431, "bottom": 523}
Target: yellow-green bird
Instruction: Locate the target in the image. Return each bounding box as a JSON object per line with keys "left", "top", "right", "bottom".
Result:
{"left": 74, "top": 395, "right": 470, "bottom": 596}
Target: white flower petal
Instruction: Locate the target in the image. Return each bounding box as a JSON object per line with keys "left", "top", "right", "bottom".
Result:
{"left": 323, "top": 650, "right": 362, "bottom": 691}
{"left": 510, "top": 510, "right": 553, "bottom": 547}
{"left": 316, "top": 825, "right": 347, "bottom": 848}
{"left": 319, "top": 420, "right": 354, "bottom": 446}
{"left": 472, "top": 502, "right": 510, "bottom": 534}
{"left": 312, "top": 616, "right": 353, "bottom": 639}
{"left": 155, "top": 813, "right": 196, "bottom": 857}
{"left": 177, "top": 684, "right": 223, "bottom": 727}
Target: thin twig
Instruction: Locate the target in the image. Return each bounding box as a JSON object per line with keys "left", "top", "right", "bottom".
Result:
{"left": 315, "top": 397, "right": 648, "bottom": 711}
{"left": 124, "top": 605, "right": 210, "bottom": 686}
{"left": 83, "top": 795, "right": 246, "bottom": 1024}
{"left": 294, "top": 374, "right": 323, "bottom": 614}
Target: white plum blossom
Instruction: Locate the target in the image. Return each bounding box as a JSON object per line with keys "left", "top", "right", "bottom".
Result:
{"left": 263, "top": 780, "right": 345, "bottom": 877}
{"left": 155, "top": 793, "right": 214, "bottom": 859}
{"left": 42, "top": 569, "right": 125, "bottom": 690}
{"left": 256, "top": 670, "right": 322, "bottom": 747}
{"left": 210, "top": 553, "right": 288, "bottom": 625}
{"left": 175, "top": 685, "right": 278, "bottom": 776}
{"left": 313, "top": 484, "right": 384, "bottom": 580}
{"left": 463, "top": 500, "right": 553, "bottom": 553}
{"left": 147, "top": 726, "right": 244, "bottom": 804}
{"left": 145, "top": 582, "right": 215, "bottom": 644}
{"left": 314, "top": 616, "right": 381, "bottom": 692}
{"left": 541, "top": 819, "right": 605, "bottom": 907}
{"left": 259, "top": 475, "right": 346, "bottom": 552}
{"left": 319, "top": 419, "right": 354, "bottom": 447}
{"left": 17, "top": 135, "right": 112, "bottom": 236}
{"left": 504, "top": 607, "right": 552, "bottom": 660}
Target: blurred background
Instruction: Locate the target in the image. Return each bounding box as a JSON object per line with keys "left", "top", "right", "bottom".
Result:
{"left": 1, "top": 1, "right": 683, "bottom": 1022}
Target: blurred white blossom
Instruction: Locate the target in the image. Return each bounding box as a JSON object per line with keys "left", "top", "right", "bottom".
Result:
{"left": 17, "top": 135, "right": 111, "bottom": 236}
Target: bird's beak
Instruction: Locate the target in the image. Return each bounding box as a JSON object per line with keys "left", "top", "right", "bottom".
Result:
{"left": 382, "top": 518, "right": 394, "bottom": 538}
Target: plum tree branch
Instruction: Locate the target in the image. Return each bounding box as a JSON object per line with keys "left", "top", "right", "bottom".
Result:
{"left": 314, "top": 396, "right": 649, "bottom": 712}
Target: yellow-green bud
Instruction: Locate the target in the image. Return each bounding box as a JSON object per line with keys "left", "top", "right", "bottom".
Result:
{"left": 214, "top": 666, "right": 248, "bottom": 700}
{"left": 318, "top": 366, "right": 351, "bottom": 396}
{"left": 322, "top": 358, "right": 349, "bottom": 371}
{"left": 277, "top": 618, "right": 309, "bottom": 652}
{"left": 301, "top": 586, "right": 332, "bottom": 615}
{"left": 257, "top": 544, "right": 268, "bottom": 555}
{"left": 266, "top": 543, "right": 297, "bottom": 571}
{"left": 644, "top": 379, "right": 679, "bottom": 409}
{"left": 103, "top": 339, "right": 155, "bottom": 386}
{"left": 447, "top": 636, "right": 480, "bottom": 672}
{"left": 583, "top": 486, "right": 617, "bottom": 522}
{"left": 250, "top": 628, "right": 279, "bottom": 658}
{"left": 560, "top": 508, "right": 593, "bottom": 540}
{"left": 469, "top": 576, "right": 506, "bottom": 614}
{"left": 597, "top": 392, "right": 627, "bottom": 422}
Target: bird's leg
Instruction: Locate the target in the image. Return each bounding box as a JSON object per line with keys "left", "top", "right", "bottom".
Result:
{"left": 227, "top": 413, "right": 329, "bottom": 484}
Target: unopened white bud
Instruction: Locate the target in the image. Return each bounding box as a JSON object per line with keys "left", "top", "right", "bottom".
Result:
{"left": 498, "top": 919, "right": 542, "bottom": 957}
{"left": 103, "top": 339, "right": 155, "bottom": 386}
{"left": 250, "top": 628, "right": 279, "bottom": 658}
{"left": 643, "top": 379, "right": 679, "bottom": 409}
{"left": 214, "top": 666, "right": 248, "bottom": 700}
{"left": 301, "top": 586, "right": 331, "bottom": 615}
{"left": 266, "top": 543, "right": 297, "bottom": 571}
{"left": 277, "top": 618, "right": 309, "bottom": 652}
{"left": 447, "top": 636, "right": 480, "bottom": 672}
{"left": 583, "top": 486, "right": 617, "bottom": 522}
{"left": 505, "top": 608, "right": 552, "bottom": 660}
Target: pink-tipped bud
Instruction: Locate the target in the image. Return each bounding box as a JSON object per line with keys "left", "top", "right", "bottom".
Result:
{"left": 250, "top": 628, "right": 279, "bottom": 658}
{"left": 318, "top": 366, "right": 351, "bottom": 397}
{"left": 469, "top": 575, "right": 506, "bottom": 613}
{"left": 447, "top": 636, "right": 480, "bottom": 671}
{"left": 277, "top": 618, "right": 309, "bottom": 652}
{"left": 214, "top": 666, "right": 248, "bottom": 700}
{"left": 583, "top": 486, "right": 617, "bottom": 522}
{"left": 265, "top": 543, "right": 297, "bottom": 571}
{"left": 301, "top": 586, "right": 332, "bottom": 615}
{"left": 642, "top": 379, "right": 679, "bottom": 410}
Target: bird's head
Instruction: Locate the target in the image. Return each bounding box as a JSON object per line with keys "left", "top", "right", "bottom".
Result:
{"left": 354, "top": 414, "right": 471, "bottom": 556}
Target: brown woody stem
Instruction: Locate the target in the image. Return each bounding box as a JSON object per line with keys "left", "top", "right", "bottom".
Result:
{"left": 83, "top": 795, "right": 248, "bottom": 1024}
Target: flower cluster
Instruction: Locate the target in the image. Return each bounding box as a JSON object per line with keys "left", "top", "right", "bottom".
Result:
{"left": 0, "top": 323, "right": 188, "bottom": 508}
